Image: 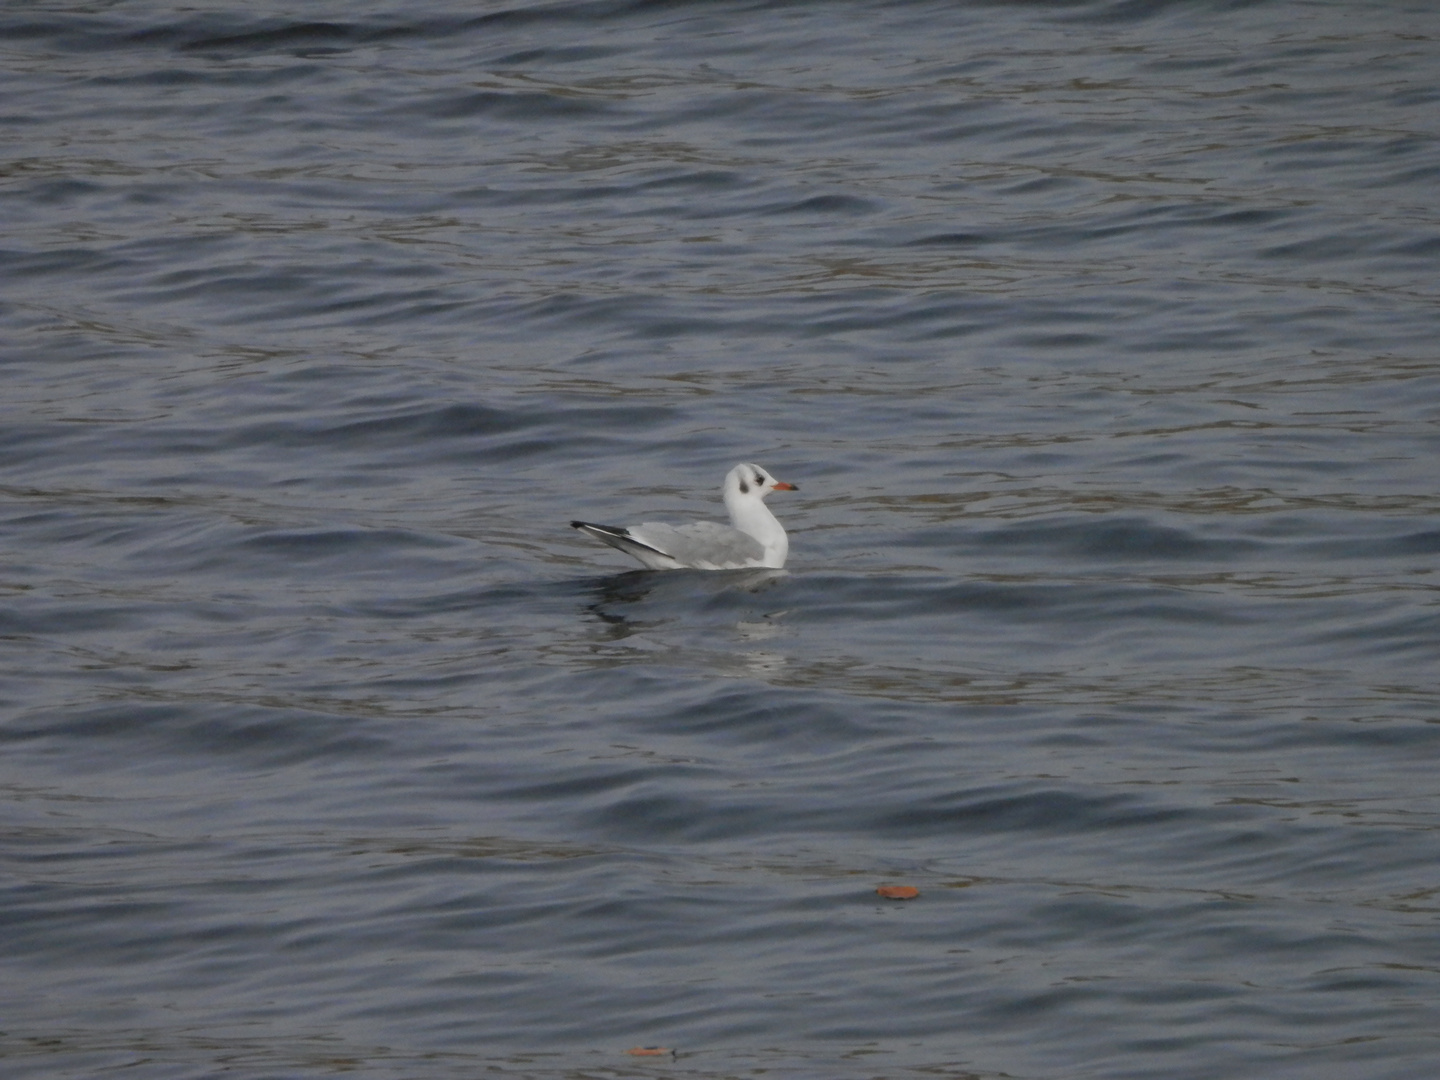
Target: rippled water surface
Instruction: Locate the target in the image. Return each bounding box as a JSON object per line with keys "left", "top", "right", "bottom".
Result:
{"left": 3, "top": 1, "right": 1439, "bottom": 1077}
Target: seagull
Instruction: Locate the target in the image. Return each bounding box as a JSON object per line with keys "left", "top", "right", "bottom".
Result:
{"left": 571, "top": 463, "right": 798, "bottom": 571}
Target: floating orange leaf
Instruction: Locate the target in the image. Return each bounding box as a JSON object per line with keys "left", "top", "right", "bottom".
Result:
{"left": 876, "top": 885, "right": 919, "bottom": 900}
{"left": 626, "top": 1047, "right": 671, "bottom": 1056}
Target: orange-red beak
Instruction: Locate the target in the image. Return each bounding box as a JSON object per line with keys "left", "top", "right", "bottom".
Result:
{"left": 772, "top": 481, "right": 798, "bottom": 491}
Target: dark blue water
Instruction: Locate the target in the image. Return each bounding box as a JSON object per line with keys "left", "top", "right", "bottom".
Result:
{"left": 3, "top": 2, "right": 1439, "bottom": 1078}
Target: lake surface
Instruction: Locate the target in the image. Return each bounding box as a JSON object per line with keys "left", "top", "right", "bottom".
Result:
{"left": 3, "top": 1, "right": 1439, "bottom": 1078}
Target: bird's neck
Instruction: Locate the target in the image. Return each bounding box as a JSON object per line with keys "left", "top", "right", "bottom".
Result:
{"left": 726, "top": 492, "right": 788, "bottom": 563}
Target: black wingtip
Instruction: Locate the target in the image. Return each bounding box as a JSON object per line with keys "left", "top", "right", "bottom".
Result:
{"left": 572, "top": 520, "right": 626, "bottom": 537}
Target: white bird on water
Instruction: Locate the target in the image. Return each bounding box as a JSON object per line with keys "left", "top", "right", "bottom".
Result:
{"left": 571, "top": 463, "right": 798, "bottom": 571}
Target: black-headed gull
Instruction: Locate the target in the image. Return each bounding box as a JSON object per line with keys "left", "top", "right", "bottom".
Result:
{"left": 571, "top": 463, "right": 798, "bottom": 570}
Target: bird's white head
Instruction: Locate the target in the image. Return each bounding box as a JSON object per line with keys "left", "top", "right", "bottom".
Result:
{"left": 725, "top": 462, "right": 798, "bottom": 502}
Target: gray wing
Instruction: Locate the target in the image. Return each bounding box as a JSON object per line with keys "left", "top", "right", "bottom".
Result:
{"left": 570, "top": 520, "right": 685, "bottom": 570}
{"left": 629, "top": 521, "right": 765, "bottom": 570}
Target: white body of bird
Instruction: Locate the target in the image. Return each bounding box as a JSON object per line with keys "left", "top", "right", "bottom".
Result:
{"left": 571, "top": 463, "right": 798, "bottom": 571}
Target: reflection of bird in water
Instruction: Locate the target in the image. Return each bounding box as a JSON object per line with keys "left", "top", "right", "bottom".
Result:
{"left": 571, "top": 463, "right": 797, "bottom": 570}
{"left": 583, "top": 567, "right": 789, "bottom": 636}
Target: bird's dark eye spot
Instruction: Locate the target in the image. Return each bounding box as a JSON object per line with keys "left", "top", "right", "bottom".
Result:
{"left": 739, "top": 479, "right": 749, "bottom": 494}
{"left": 754, "top": 474, "right": 765, "bottom": 486}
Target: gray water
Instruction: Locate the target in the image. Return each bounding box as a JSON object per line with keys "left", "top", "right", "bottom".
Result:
{"left": 3, "top": 2, "right": 1439, "bottom": 1078}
